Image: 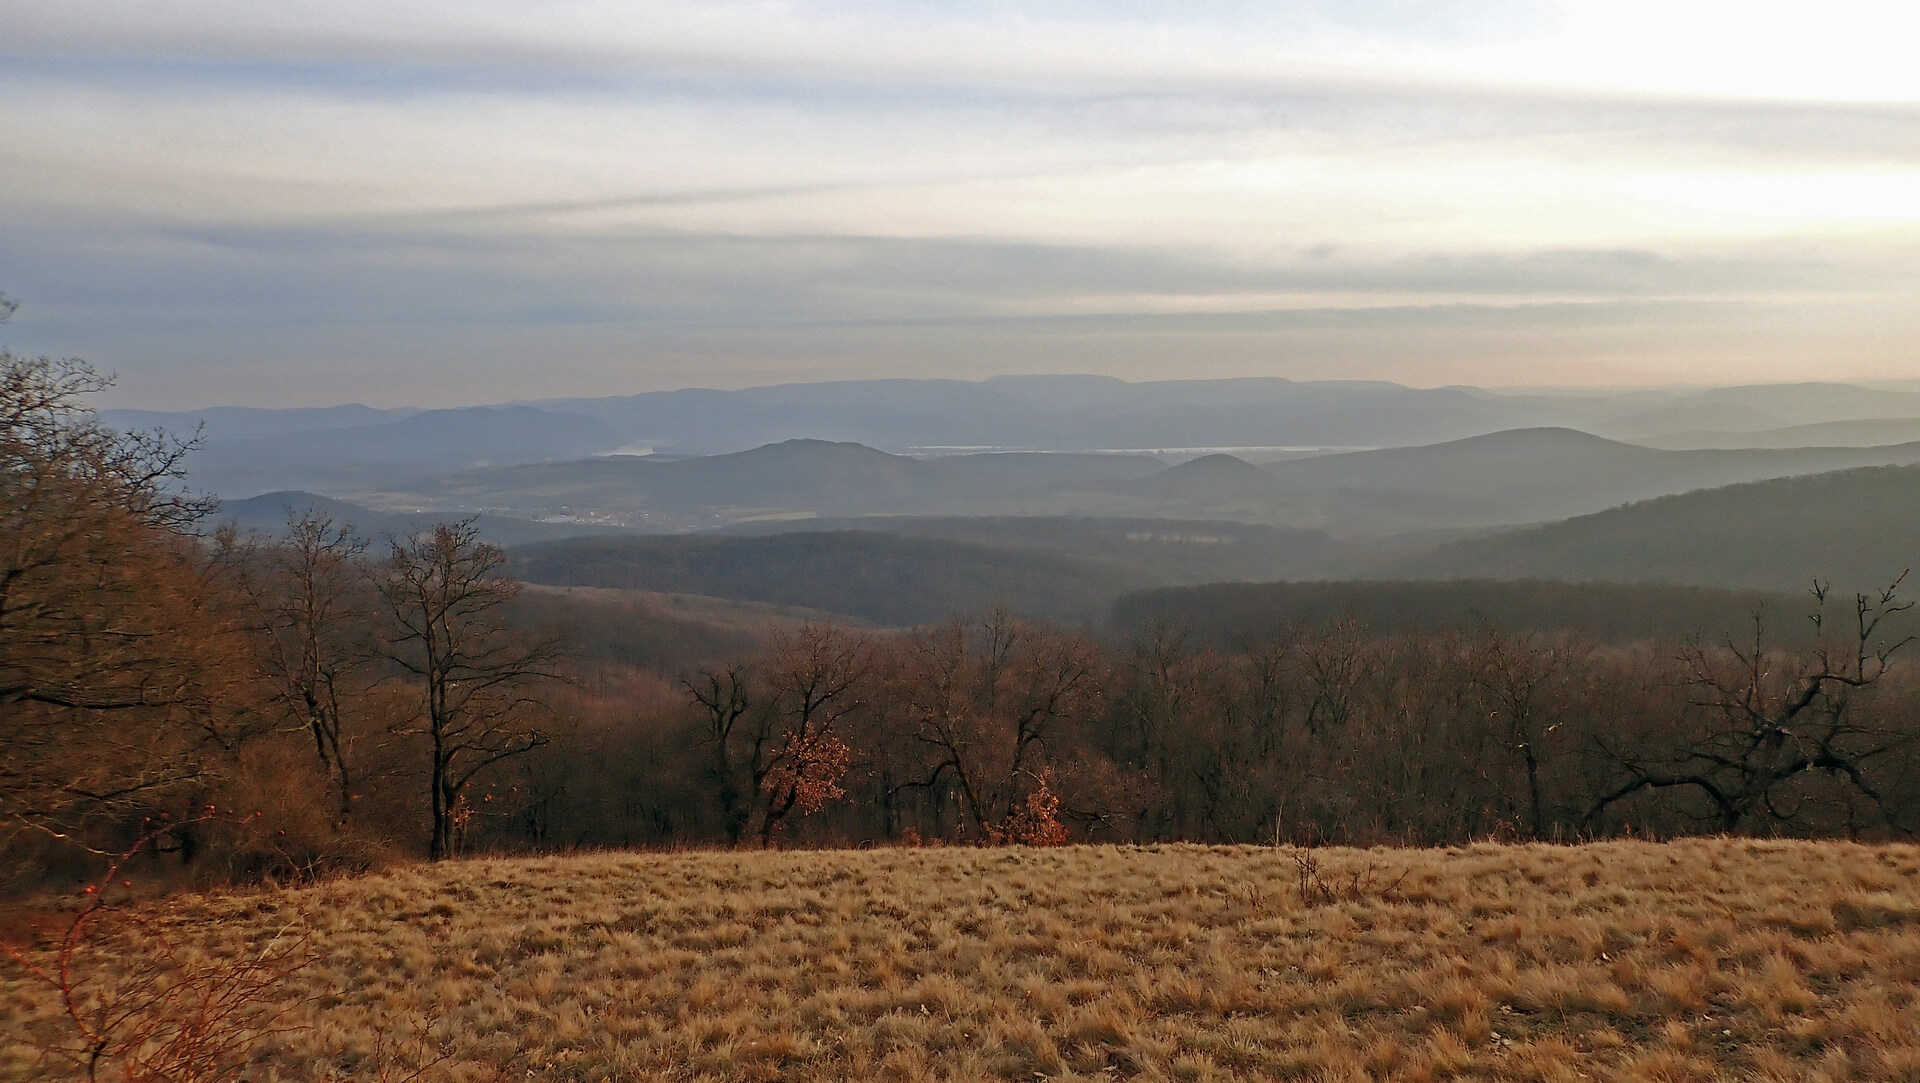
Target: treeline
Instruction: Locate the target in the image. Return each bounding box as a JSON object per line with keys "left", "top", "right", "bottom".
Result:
{"left": 1113, "top": 579, "right": 1818, "bottom": 648}
{"left": 509, "top": 603, "right": 1920, "bottom": 852}
{"left": 6, "top": 346, "right": 1920, "bottom": 890}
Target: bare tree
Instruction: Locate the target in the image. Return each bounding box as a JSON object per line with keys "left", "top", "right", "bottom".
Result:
{"left": 238, "top": 513, "right": 377, "bottom": 825}
{"left": 1300, "top": 618, "right": 1369, "bottom": 736}
{"left": 1469, "top": 628, "right": 1586, "bottom": 839}
{"left": 888, "top": 612, "right": 1102, "bottom": 842}
{"left": 1589, "top": 576, "right": 1916, "bottom": 834}
{"left": 754, "top": 624, "right": 869, "bottom": 846}
{"left": 376, "top": 521, "right": 563, "bottom": 859}
{"left": 682, "top": 662, "right": 757, "bottom": 846}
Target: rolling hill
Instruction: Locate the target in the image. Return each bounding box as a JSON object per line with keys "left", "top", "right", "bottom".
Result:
{"left": 508, "top": 532, "right": 1140, "bottom": 627}
{"left": 1641, "top": 417, "right": 1920, "bottom": 450}
{"left": 162, "top": 405, "right": 624, "bottom": 497}
{"left": 394, "top": 441, "right": 1167, "bottom": 531}
{"left": 389, "top": 429, "right": 1920, "bottom": 539}
{"left": 116, "top": 376, "right": 1920, "bottom": 505}
{"left": 215, "top": 490, "right": 628, "bottom": 548}
{"left": 534, "top": 375, "right": 1556, "bottom": 454}
{"left": 1397, "top": 464, "right": 1920, "bottom": 593}
{"left": 1254, "top": 428, "right": 1920, "bottom": 533}
{"left": 718, "top": 515, "right": 1340, "bottom": 585}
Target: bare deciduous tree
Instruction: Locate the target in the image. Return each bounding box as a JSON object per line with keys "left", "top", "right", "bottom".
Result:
{"left": 238, "top": 513, "right": 377, "bottom": 825}
{"left": 376, "top": 521, "right": 563, "bottom": 860}
{"left": 888, "top": 612, "right": 1102, "bottom": 842}
{"left": 682, "top": 662, "right": 756, "bottom": 846}
{"left": 1469, "top": 628, "right": 1587, "bottom": 839}
{"left": 1590, "top": 576, "right": 1916, "bottom": 834}
{"left": 754, "top": 624, "right": 869, "bottom": 846}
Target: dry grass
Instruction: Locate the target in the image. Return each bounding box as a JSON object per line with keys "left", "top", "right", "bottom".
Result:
{"left": 6, "top": 840, "right": 1920, "bottom": 1081}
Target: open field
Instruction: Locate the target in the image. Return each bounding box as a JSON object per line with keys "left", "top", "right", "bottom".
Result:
{"left": 6, "top": 841, "right": 1920, "bottom": 1082}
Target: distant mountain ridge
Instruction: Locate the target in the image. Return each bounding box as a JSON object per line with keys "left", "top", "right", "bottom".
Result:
{"left": 112, "top": 374, "right": 1920, "bottom": 502}
{"left": 361, "top": 427, "right": 1920, "bottom": 537}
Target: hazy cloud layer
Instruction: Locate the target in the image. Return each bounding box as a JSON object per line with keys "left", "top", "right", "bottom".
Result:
{"left": 3, "top": 2, "right": 1917, "bottom": 406}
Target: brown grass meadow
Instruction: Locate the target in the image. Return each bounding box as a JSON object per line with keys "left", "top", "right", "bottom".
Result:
{"left": 5, "top": 840, "right": 1920, "bottom": 1082}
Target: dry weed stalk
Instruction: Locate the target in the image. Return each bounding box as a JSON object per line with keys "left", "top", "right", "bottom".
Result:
{"left": 1289, "top": 847, "right": 1410, "bottom": 906}
{"left": 1, "top": 812, "right": 311, "bottom": 1082}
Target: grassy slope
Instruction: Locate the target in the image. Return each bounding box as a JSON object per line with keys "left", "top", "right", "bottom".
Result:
{"left": 7, "top": 841, "right": 1920, "bottom": 1081}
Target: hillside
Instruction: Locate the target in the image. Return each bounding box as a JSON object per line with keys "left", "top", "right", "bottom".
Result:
{"left": 402, "top": 443, "right": 1167, "bottom": 531}
{"left": 1643, "top": 417, "right": 1920, "bottom": 450}
{"left": 509, "top": 532, "right": 1138, "bottom": 626}
{"left": 7, "top": 842, "right": 1916, "bottom": 1080}
{"left": 1257, "top": 428, "right": 1920, "bottom": 533}
{"left": 1400, "top": 464, "right": 1920, "bottom": 592}
{"left": 216, "top": 490, "right": 628, "bottom": 548}
{"left": 1114, "top": 579, "right": 1811, "bottom": 646}
{"left": 719, "top": 515, "right": 1340, "bottom": 585}
{"left": 507, "top": 584, "right": 851, "bottom": 672}
{"left": 165, "top": 406, "right": 622, "bottom": 497}
{"left": 1600, "top": 382, "right": 1920, "bottom": 442}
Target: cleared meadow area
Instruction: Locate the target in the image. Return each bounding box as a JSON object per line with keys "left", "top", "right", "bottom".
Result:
{"left": 6, "top": 840, "right": 1920, "bottom": 1081}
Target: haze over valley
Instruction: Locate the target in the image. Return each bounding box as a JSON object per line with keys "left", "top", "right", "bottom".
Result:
{"left": 149, "top": 371, "right": 1920, "bottom": 632}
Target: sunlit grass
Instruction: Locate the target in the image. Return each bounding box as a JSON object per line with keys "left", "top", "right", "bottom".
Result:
{"left": 6, "top": 839, "right": 1920, "bottom": 1081}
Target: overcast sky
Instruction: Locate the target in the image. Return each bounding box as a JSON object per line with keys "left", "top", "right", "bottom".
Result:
{"left": 3, "top": 2, "right": 1918, "bottom": 407}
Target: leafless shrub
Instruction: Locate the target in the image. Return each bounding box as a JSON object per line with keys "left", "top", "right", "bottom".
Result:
{"left": 1, "top": 814, "right": 312, "bottom": 1082}
{"left": 1289, "top": 847, "right": 1411, "bottom": 907}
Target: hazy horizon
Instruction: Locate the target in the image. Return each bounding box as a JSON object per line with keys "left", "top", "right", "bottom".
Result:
{"left": 83, "top": 370, "right": 1920, "bottom": 417}
{"left": 5, "top": 1, "right": 1918, "bottom": 408}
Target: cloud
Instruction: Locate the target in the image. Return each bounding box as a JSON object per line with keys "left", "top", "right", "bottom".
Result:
{"left": 8, "top": 1, "right": 1917, "bottom": 102}
{"left": 2, "top": 1, "right": 1917, "bottom": 405}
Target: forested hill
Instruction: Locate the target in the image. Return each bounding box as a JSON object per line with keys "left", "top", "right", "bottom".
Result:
{"left": 717, "top": 515, "right": 1338, "bottom": 585}
{"left": 1395, "top": 465, "right": 1920, "bottom": 593}
{"left": 1113, "top": 579, "right": 1810, "bottom": 646}
{"left": 509, "top": 532, "right": 1138, "bottom": 627}
{"left": 1253, "top": 428, "right": 1920, "bottom": 533}
{"left": 216, "top": 490, "right": 627, "bottom": 547}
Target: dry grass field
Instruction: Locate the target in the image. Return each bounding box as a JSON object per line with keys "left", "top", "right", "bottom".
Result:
{"left": 6, "top": 840, "right": 1920, "bottom": 1082}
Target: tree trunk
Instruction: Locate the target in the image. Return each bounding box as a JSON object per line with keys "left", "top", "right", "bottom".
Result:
{"left": 429, "top": 744, "right": 450, "bottom": 861}
{"left": 1522, "top": 744, "right": 1544, "bottom": 840}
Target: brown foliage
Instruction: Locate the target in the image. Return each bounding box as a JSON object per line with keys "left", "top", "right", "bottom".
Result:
{"left": 1, "top": 350, "right": 253, "bottom": 857}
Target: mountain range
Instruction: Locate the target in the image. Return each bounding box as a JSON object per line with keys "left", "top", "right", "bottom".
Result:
{"left": 108, "top": 375, "right": 1920, "bottom": 503}
{"left": 351, "top": 429, "right": 1920, "bottom": 538}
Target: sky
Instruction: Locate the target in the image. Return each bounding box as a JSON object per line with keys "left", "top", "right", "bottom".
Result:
{"left": 3, "top": 1, "right": 1918, "bottom": 408}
